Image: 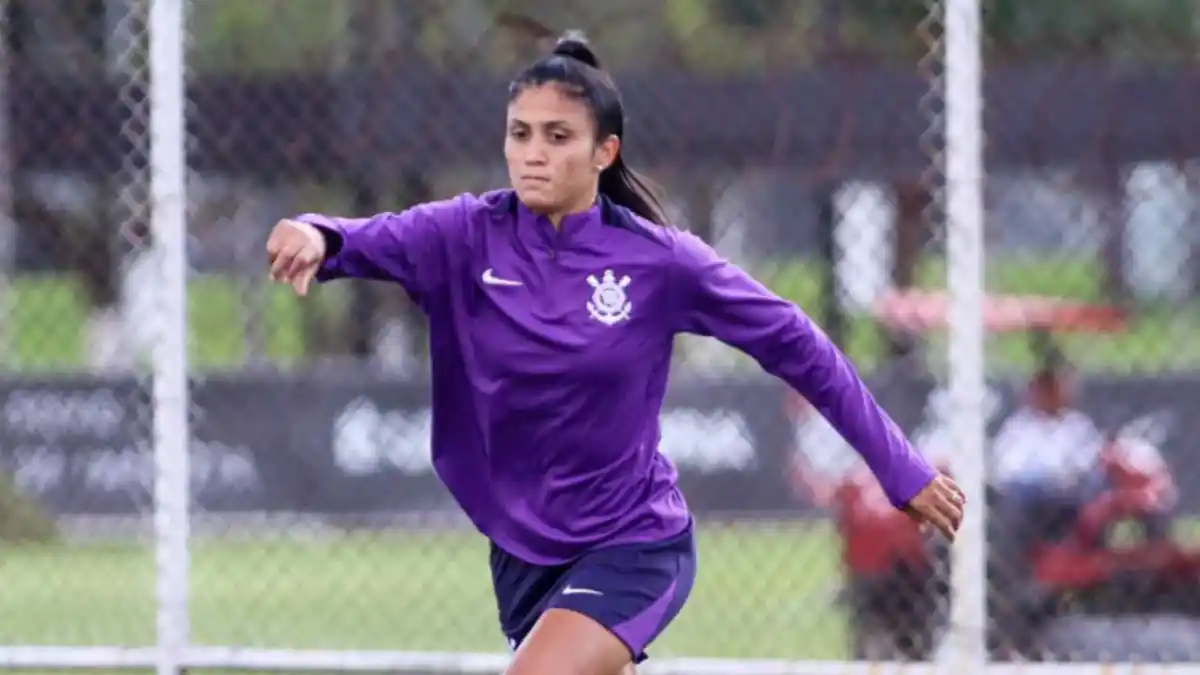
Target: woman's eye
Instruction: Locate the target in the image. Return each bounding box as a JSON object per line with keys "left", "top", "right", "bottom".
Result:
{"left": 510, "top": 129, "right": 529, "bottom": 141}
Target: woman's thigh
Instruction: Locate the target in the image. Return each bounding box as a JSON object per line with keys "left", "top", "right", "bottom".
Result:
{"left": 505, "top": 607, "right": 634, "bottom": 675}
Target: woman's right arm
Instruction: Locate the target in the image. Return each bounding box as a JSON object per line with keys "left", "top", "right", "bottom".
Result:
{"left": 268, "top": 195, "right": 470, "bottom": 302}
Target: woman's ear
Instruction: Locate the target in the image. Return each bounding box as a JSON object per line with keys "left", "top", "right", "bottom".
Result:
{"left": 594, "top": 134, "right": 620, "bottom": 172}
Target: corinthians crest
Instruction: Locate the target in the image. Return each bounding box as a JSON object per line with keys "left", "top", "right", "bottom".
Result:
{"left": 586, "top": 270, "right": 632, "bottom": 326}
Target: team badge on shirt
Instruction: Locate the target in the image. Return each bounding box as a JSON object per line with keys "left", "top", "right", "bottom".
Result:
{"left": 586, "top": 270, "right": 632, "bottom": 326}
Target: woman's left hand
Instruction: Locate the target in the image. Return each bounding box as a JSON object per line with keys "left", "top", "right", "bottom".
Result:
{"left": 903, "top": 473, "right": 966, "bottom": 541}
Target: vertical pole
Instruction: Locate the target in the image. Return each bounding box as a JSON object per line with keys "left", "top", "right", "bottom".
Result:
{"left": 943, "top": 0, "right": 987, "bottom": 668}
{"left": 149, "top": 1, "right": 190, "bottom": 673}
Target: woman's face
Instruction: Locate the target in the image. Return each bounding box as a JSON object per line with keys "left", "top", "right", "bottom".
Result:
{"left": 505, "top": 84, "right": 617, "bottom": 216}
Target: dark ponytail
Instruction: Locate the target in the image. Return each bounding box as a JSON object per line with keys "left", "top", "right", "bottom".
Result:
{"left": 510, "top": 29, "right": 671, "bottom": 226}
{"left": 598, "top": 156, "right": 670, "bottom": 226}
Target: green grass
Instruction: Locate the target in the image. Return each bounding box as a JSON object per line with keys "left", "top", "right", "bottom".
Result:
{"left": 0, "top": 522, "right": 843, "bottom": 661}
{"left": 762, "top": 256, "right": 1200, "bottom": 374}
{"left": 4, "top": 275, "right": 319, "bottom": 371}
{"left": 6, "top": 256, "right": 1200, "bottom": 373}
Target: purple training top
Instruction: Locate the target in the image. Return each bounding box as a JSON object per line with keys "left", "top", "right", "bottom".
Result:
{"left": 294, "top": 190, "right": 936, "bottom": 565}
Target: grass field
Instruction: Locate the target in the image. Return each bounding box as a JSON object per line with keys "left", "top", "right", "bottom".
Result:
{"left": 0, "top": 522, "right": 843, "bottom": 661}
{"left": 7, "top": 256, "right": 1200, "bottom": 373}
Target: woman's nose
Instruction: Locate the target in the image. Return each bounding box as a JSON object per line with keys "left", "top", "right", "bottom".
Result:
{"left": 524, "top": 147, "right": 549, "bottom": 165}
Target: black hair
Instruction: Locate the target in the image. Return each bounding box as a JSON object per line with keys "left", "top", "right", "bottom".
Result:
{"left": 508, "top": 30, "right": 670, "bottom": 226}
{"left": 1031, "top": 332, "right": 1072, "bottom": 385}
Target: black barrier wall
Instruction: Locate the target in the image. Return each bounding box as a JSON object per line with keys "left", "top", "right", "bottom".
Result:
{"left": 0, "top": 373, "right": 1196, "bottom": 519}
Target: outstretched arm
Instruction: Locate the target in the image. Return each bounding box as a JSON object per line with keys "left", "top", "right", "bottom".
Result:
{"left": 671, "top": 231, "right": 964, "bottom": 534}
{"left": 280, "top": 195, "right": 470, "bottom": 304}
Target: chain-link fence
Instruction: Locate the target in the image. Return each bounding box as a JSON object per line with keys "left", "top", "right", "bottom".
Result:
{"left": 3, "top": 0, "right": 1200, "bottom": 673}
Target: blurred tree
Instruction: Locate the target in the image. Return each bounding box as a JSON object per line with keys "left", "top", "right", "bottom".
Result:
{"left": 831, "top": 1, "right": 1198, "bottom": 316}
{"left": 6, "top": 0, "right": 123, "bottom": 335}
{"left": 6, "top": 0, "right": 107, "bottom": 74}
{"left": 985, "top": 0, "right": 1197, "bottom": 62}
{"left": 663, "top": 0, "right": 822, "bottom": 71}
{"left": 980, "top": 0, "right": 1198, "bottom": 303}
{"left": 188, "top": 0, "right": 351, "bottom": 74}
{"left": 711, "top": 0, "right": 783, "bottom": 29}
{"left": 188, "top": 0, "right": 679, "bottom": 75}
{"left": 417, "top": 0, "right": 680, "bottom": 71}
{"left": 832, "top": 0, "right": 930, "bottom": 63}
{"left": 147, "top": 1, "right": 1200, "bottom": 78}
{"left": 826, "top": 0, "right": 1199, "bottom": 63}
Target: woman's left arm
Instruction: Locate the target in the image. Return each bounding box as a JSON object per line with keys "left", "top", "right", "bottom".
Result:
{"left": 670, "top": 230, "right": 942, "bottom": 512}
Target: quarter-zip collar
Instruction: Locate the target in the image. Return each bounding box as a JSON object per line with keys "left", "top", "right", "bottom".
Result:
{"left": 513, "top": 194, "right": 606, "bottom": 251}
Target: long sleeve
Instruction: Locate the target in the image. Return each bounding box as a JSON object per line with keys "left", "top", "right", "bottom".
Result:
{"left": 290, "top": 195, "right": 469, "bottom": 304}
{"left": 671, "top": 231, "right": 936, "bottom": 508}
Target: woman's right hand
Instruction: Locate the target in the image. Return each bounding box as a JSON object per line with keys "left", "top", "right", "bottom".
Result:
{"left": 266, "top": 219, "right": 326, "bottom": 296}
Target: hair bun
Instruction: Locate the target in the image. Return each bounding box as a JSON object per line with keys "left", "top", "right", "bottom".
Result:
{"left": 552, "top": 30, "right": 601, "bottom": 69}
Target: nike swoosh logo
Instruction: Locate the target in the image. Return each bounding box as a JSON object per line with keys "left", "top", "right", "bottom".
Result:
{"left": 482, "top": 269, "right": 522, "bottom": 287}
{"left": 561, "top": 586, "right": 603, "bottom": 596}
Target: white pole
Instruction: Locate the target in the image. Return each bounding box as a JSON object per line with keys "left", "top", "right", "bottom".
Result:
{"left": 149, "top": 1, "right": 190, "bottom": 675}
{"left": 942, "top": 0, "right": 987, "bottom": 669}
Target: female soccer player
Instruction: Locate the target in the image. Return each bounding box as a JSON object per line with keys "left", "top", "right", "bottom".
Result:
{"left": 266, "top": 33, "right": 965, "bottom": 675}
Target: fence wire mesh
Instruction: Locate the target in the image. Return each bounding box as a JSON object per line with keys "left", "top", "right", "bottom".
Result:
{"left": 975, "top": 0, "right": 1200, "bottom": 665}
{"left": 0, "top": 0, "right": 160, "bottom": 652}
{"left": 3, "top": 0, "right": 1200, "bottom": 671}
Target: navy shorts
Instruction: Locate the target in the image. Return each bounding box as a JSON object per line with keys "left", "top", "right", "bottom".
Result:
{"left": 489, "top": 523, "right": 697, "bottom": 662}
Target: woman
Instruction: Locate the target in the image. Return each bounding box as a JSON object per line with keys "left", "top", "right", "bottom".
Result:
{"left": 266, "top": 33, "right": 965, "bottom": 675}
